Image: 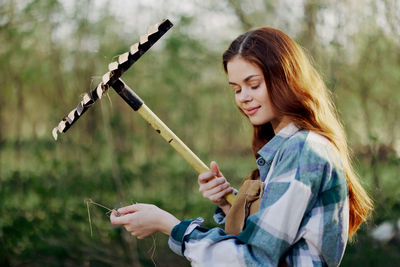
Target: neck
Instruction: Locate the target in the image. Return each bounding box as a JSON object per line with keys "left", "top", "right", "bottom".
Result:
{"left": 271, "top": 116, "right": 291, "bottom": 134}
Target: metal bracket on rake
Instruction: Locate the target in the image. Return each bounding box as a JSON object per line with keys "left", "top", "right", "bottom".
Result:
{"left": 51, "top": 19, "right": 236, "bottom": 205}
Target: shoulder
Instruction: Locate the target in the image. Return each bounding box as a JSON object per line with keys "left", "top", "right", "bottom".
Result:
{"left": 276, "top": 130, "right": 346, "bottom": 190}
{"left": 278, "top": 129, "right": 340, "bottom": 167}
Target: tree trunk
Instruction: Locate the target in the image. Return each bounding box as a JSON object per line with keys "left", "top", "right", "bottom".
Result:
{"left": 227, "top": 0, "right": 253, "bottom": 31}
{"left": 302, "top": 0, "right": 319, "bottom": 58}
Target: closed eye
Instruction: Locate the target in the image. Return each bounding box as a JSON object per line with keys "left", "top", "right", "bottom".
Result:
{"left": 230, "top": 85, "right": 241, "bottom": 94}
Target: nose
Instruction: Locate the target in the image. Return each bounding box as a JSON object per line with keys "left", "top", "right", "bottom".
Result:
{"left": 237, "top": 87, "right": 252, "bottom": 103}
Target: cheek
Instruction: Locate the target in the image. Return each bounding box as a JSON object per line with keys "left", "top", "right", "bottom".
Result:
{"left": 265, "top": 94, "right": 274, "bottom": 113}
{"left": 234, "top": 95, "right": 241, "bottom": 108}
{"left": 259, "top": 86, "right": 271, "bottom": 108}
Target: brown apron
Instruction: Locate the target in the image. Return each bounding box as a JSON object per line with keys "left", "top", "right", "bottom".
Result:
{"left": 225, "top": 179, "right": 264, "bottom": 235}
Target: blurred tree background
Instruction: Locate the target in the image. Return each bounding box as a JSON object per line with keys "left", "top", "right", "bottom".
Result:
{"left": 0, "top": 0, "right": 399, "bottom": 266}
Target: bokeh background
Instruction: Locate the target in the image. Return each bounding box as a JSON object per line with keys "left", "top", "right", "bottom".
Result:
{"left": 1, "top": 0, "right": 399, "bottom": 266}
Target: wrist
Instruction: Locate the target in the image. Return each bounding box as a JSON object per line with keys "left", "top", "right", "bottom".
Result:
{"left": 159, "top": 210, "right": 181, "bottom": 236}
{"left": 219, "top": 203, "right": 232, "bottom": 215}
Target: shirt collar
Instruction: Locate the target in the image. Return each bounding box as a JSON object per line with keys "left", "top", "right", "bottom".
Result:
{"left": 257, "top": 123, "right": 300, "bottom": 163}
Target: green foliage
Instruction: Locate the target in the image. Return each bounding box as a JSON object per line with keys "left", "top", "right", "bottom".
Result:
{"left": 0, "top": 0, "right": 399, "bottom": 266}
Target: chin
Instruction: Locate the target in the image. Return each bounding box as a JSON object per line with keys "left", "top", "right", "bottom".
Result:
{"left": 249, "top": 118, "right": 270, "bottom": 126}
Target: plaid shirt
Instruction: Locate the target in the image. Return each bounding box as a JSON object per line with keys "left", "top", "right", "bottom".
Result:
{"left": 168, "top": 123, "right": 349, "bottom": 266}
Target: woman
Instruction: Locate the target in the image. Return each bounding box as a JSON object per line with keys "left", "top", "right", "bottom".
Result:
{"left": 110, "top": 27, "right": 372, "bottom": 266}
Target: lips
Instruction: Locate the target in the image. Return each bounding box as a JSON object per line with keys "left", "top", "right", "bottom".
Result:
{"left": 244, "top": 106, "right": 260, "bottom": 116}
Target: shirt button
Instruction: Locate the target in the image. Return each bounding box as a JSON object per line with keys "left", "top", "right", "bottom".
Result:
{"left": 257, "top": 158, "right": 266, "bottom": 166}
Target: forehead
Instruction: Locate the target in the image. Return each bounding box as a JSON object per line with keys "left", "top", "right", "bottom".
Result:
{"left": 226, "top": 56, "right": 263, "bottom": 83}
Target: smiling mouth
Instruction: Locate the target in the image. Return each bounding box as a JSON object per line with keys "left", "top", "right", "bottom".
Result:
{"left": 244, "top": 106, "right": 260, "bottom": 116}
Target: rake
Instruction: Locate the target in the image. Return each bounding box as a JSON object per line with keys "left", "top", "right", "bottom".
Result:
{"left": 52, "top": 19, "right": 235, "bottom": 205}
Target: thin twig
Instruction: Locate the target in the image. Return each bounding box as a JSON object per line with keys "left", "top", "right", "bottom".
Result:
{"left": 148, "top": 235, "right": 157, "bottom": 267}
{"left": 87, "top": 198, "right": 113, "bottom": 212}
{"left": 85, "top": 199, "right": 121, "bottom": 238}
{"left": 86, "top": 200, "right": 93, "bottom": 237}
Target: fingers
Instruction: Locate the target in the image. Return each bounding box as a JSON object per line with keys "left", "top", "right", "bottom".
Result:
{"left": 110, "top": 204, "right": 143, "bottom": 224}
{"left": 110, "top": 204, "right": 167, "bottom": 239}
{"left": 198, "top": 161, "right": 223, "bottom": 185}
{"left": 117, "top": 203, "right": 153, "bottom": 215}
{"left": 198, "top": 171, "right": 216, "bottom": 184}
{"left": 199, "top": 177, "right": 222, "bottom": 195}
{"left": 210, "top": 161, "right": 223, "bottom": 177}
{"left": 110, "top": 210, "right": 128, "bottom": 225}
{"left": 203, "top": 181, "right": 232, "bottom": 198}
{"left": 208, "top": 187, "right": 234, "bottom": 202}
{"left": 203, "top": 183, "right": 233, "bottom": 202}
{"left": 117, "top": 204, "right": 139, "bottom": 215}
{"left": 199, "top": 177, "right": 228, "bottom": 194}
{"left": 198, "top": 175, "right": 233, "bottom": 206}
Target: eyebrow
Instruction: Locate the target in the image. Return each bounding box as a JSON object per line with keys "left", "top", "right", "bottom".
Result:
{"left": 228, "top": 74, "right": 261, "bottom": 85}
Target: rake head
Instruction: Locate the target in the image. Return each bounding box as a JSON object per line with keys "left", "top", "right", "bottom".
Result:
{"left": 52, "top": 19, "right": 173, "bottom": 140}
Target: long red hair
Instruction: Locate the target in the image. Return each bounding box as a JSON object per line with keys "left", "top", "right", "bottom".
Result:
{"left": 222, "top": 27, "right": 372, "bottom": 238}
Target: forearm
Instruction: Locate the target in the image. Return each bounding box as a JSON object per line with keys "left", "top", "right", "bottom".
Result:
{"left": 158, "top": 211, "right": 181, "bottom": 235}
{"left": 168, "top": 218, "right": 281, "bottom": 266}
{"left": 220, "top": 204, "right": 231, "bottom": 215}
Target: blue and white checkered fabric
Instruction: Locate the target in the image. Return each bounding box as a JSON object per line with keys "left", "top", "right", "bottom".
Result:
{"left": 168, "top": 123, "right": 349, "bottom": 267}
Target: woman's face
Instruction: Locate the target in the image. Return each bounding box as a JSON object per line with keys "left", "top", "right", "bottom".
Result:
{"left": 227, "top": 56, "right": 278, "bottom": 126}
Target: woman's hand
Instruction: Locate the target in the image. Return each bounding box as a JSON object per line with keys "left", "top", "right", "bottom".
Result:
{"left": 198, "top": 161, "right": 233, "bottom": 214}
{"left": 110, "top": 203, "right": 180, "bottom": 239}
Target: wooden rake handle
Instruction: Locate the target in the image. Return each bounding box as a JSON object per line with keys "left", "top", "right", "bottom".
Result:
{"left": 112, "top": 79, "right": 236, "bottom": 205}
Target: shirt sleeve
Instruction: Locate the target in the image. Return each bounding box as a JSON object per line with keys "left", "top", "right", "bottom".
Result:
{"left": 213, "top": 206, "right": 226, "bottom": 225}
{"left": 168, "top": 137, "right": 348, "bottom": 267}
{"left": 213, "top": 189, "right": 238, "bottom": 225}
